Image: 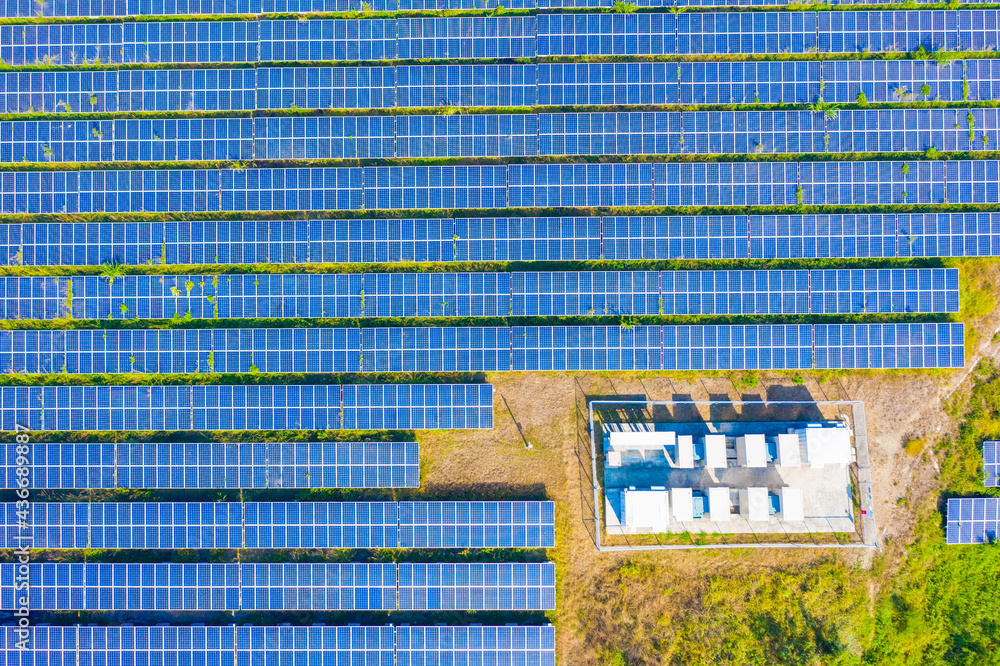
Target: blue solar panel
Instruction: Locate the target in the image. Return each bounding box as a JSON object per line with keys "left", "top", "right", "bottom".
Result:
{"left": 234, "top": 625, "right": 395, "bottom": 666}
{"left": 538, "top": 63, "right": 679, "bottom": 106}
{"left": 395, "top": 114, "right": 538, "bottom": 158}
{"left": 984, "top": 441, "right": 999, "bottom": 487}
{"left": 254, "top": 116, "right": 395, "bottom": 160}
{"left": 395, "top": 65, "right": 536, "bottom": 108}
{"left": 89, "top": 502, "right": 244, "bottom": 549}
{"left": 0, "top": 23, "right": 123, "bottom": 65}
{"left": 396, "top": 17, "right": 536, "bottom": 59}
{"left": 3, "top": 0, "right": 266, "bottom": 17}
{"left": 241, "top": 563, "right": 397, "bottom": 611}
{"left": 244, "top": 502, "right": 399, "bottom": 548}
{"left": 0, "top": 70, "right": 119, "bottom": 114}
{"left": 817, "top": 10, "right": 957, "bottom": 54}
{"left": 255, "top": 67, "right": 395, "bottom": 110}
{"left": 810, "top": 269, "right": 959, "bottom": 314}
{"left": 509, "top": 163, "right": 653, "bottom": 208}
{"left": 680, "top": 61, "right": 820, "bottom": 105}
{"left": 663, "top": 324, "right": 813, "bottom": 371}
{"left": 122, "top": 21, "right": 259, "bottom": 64}
{"left": 513, "top": 326, "right": 663, "bottom": 371}
{"left": 396, "top": 626, "right": 556, "bottom": 666}
{"left": 3, "top": 625, "right": 79, "bottom": 666}
{"left": 0, "top": 120, "right": 114, "bottom": 163}
{"left": 399, "top": 501, "right": 556, "bottom": 548}
{"left": 116, "top": 68, "right": 256, "bottom": 112}
{"left": 814, "top": 323, "right": 965, "bottom": 369}
{"left": 75, "top": 626, "right": 237, "bottom": 666}
{"left": 362, "top": 327, "right": 512, "bottom": 372}
{"left": 946, "top": 497, "right": 1000, "bottom": 545}
{"left": 364, "top": 272, "right": 510, "bottom": 317}
{"left": 260, "top": 20, "right": 397, "bottom": 63}
{"left": 0, "top": 563, "right": 240, "bottom": 610}
{"left": 400, "top": 0, "right": 529, "bottom": 8}
{"left": 513, "top": 271, "right": 660, "bottom": 316}
{"left": 309, "top": 218, "right": 457, "bottom": 263}
{"left": 263, "top": 441, "right": 420, "bottom": 488}
{"left": 603, "top": 215, "right": 748, "bottom": 260}
{"left": 0, "top": 502, "right": 88, "bottom": 549}
{"left": 110, "top": 118, "right": 254, "bottom": 162}
{"left": 362, "top": 166, "right": 508, "bottom": 210}
{"left": 398, "top": 563, "right": 557, "bottom": 611}
{"left": 453, "top": 217, "right": 601, "bottom": 262}
{"left": 0, "top": 384, "right": 489, "bottom": 432}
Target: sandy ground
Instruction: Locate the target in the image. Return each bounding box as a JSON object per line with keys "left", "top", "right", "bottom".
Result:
{"left": 413, "top": 262, "right": 1000, "bottom": 663}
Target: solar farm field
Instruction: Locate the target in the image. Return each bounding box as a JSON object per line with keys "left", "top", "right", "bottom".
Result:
{"left": 1, "top": 2, "right": 1000, "bottom": 665}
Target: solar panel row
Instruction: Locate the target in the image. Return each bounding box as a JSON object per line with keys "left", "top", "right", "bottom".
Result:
{"left": 0, "top": 562, "right": 557, "bottom": 610}
{"left": 5, "top": 161, "right": 997, "bottom": 214}
{"left": 0, "top": 625, "right": 554, "bottom": 666}
{"left": 0, "top": 383, "right": 494, "bottom": 432}
{"left": 1, "top": 440, "right": 419, "bottom": 489}
{"left": 536, "top": 11, "right": 997, "bottom": 56}
{"left": 0, "top": 268, "right": 958, "bottom": 322}
{"left": 3, "top": 213, "right": 998, "bottom": 266}
{"left": 946, "top": 497, "right": 999, "bottom": 545}
{"left": 0, "top": 324, "right": 964, "bottom": 379}
{"left": 4, "top": 0, "right": 993, "bottom": 16}
{"left": 4, "top": 59, "right": 1000, "bottom": 114}
{"left": 2, "top": 501, "right": 556, "bottom": 549}
{"left": 6, "top": 108, "right": 999, "bottom": 163}
{"left": 984, "top": 441, "right": 998, "bottom": 488}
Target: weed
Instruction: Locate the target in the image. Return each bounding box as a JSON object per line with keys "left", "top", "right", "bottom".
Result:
{"left": 904, "top": 438, "right": 926, "bottom": 456}
{"left": 100, "top": 261, "right": 127, "bottom": 286}
{"left": 611, "top": 1, "right": 636, "bottom": 12}
{"left": 855, "top": 91, "right": 868, "bottom": 106}
{"left": 925, "top": 146, "right": 939, "bottom": 160}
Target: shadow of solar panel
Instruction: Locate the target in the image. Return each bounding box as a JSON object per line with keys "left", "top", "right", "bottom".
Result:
{"left": 399, "top": 501, "right": 556, "bottom": 548}
{"left": 398, "top": 563, "right": 556, "bottom": 610}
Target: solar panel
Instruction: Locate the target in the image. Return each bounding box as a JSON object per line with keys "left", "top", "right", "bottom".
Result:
{"left": 116, "top": 68, "right": 256, "bottom": 112}
{"left": 603, "top": 215, "right": 748, "bottom": 260}
{"left": 234, "top": 625, "right": 395, "bottom": 666}
{"left": 399, "top": 501, "right": 556, "bottom": 548}
{"left": 255, "top": 67, "right": 395, "bottom": 110}
{"left": 396, "top": 626, "right": 556, "bottom": 666}
{"left": 259, "top": 20, "right": 397, "bottom": 63}
{"left": 508, "top": 163, "right": 653, "bottom": 208}
{"left": 946, "top": 497, "right": 1000, "bottom": 545}
{"left": 395, "top": 65, "right": 536, "bottom": 108}
{"left": 244, "top": 502, "right": 399, "bottom": 548}
{"left": 817, "top": 11, "right": 957, "bottom": 54}
{"left": 362, "top": 166, "right": 508, "bottom": 210}
{"left": 240, "top": 563, "right": 398, "bottom": 610}
{"left": 680, "top": 61, "right": 820, "bottom": 105}
{"left": 77, "top": 626, "right": 237, "bottom": 666}
{"left": 810, "top": 268, "right": 959, "bottom": 314}
{"left": 0, "top": 501, "right": 88, "bottom": 549}
{"left": 513, "top": 326, "right": 663, "bottom": 371}
{"left": 0, "top": 70, "right": 120, "bottom": 114}
{"left": 4, "top": 0, "right": 267, "bottom": 17}
{"left": 398, "top": 563, "right": 557, "bottom": 610}
{"left": 401, "top": 0, "right": 530, "bottom": 8}
{"left": 263, "top": 0, "right": 398, "bottom": 12}
{"left": 984, "top": 441, "right": 999, "bottom": 487}
{"left": 121, "top": 21, "right": 259, "bottom": 64}
{"left": 0, "top": 23, "right": 123, "bottom": 65}
{"left": 90, "top": 502, "right": 244, "bottom": 549}
{"left": 3, "top": 625, "right": 79, "bottom": 666}
{"left": 361, "top": 327, "right": 511, "bottom": 373}
{"left": 395, "top": 114, "right": 538, "bottom": 158}
{"left": 0, "top": 563, "right": 240, "bottom": 610}
{"left": 0, "top": 384, "right": 490, "bottom": 432}
{"left": 364, "top": 272, "right": 510, "bottom": 317}
{"left": 0, "top": 120, "right": 114, "bottom": 163}
{"left": 512, "top": 271, "right": 659, "bottom": 316}
{"left": 254, "top": 116, "right": 395, "bottom": 160}
{"left": 0, "top": 442, "right": 115, "bottom": 489}
{"left": 814, "top": 323, "right": 965, "bottom": 369}
{"left": 538, "top": 63, "right": 679, "bottom": 106}
{"left": 663, "top": 324, "right": 813, "bottom": 371}
{"left": 100, "top": 441, "right": 418, "bottom": 490}
{"left": 453, "top": 217, "right": 601, "bottom": 262}
{"left": 112, "top": 118, "right": 255, "bottom": 162}
{"left": 396, "top": 17, "right": 536, "bottom": 59}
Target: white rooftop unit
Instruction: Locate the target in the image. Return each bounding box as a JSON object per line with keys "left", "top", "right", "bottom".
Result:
{"left": 736, "top": 434, "right": 768, "bottom": 468}
{"left": 779, "top": 487, "right": 805, "bottom": 522}
{"left": 622, "top": 488, "right": 670, "bottom": 533}
{"left": 606, "top": 430, "right": 675, "bottom": 465}
{"left": 796, "top": 426, "right": 852, "bottom": 468}
{"left": 676, "top": 435, "right": 695, "bottom": 469}
{"left": 671, "top": 487, "right": 695, "bottom": 523}
{"left": 776, "top": 433, "right": 801, "bottom": 468}
{"left": 708, "top": 487, "right": 732, "bottom": 522}
{"left": 702, "top": 434, "right": 728, "bottom": 469}
{"left": 739, "top": 487, "right": 771, "bottom": 522}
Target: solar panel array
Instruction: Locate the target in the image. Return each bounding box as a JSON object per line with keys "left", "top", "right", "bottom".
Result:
{"left": 3, "top": 214, "right": 998, "bottom": 267}
{"left": 0, "top": 383, "right": 494, "bottom": 432}
{"left": 0, "top": 562, "right": 557, "bottom": 611}
{"left": 984, "top": 441, "right": 998, "bottom": 488}
{"left": 259, "top": 20, "right": 398, "bottom": 62}
{"left": 0, "top": 625, "right": 552, "bottom": 666}
{"left": 396, "top": 17, "right": 536, "bottom": 60}
{"left": 946, "top": 497, "right": 1000, "bottom": 545}
{"left": 7, "top": 58, "right": 1000, "bottom": 115}
{"left": 1, "top": 441, "right": 418, "bottom": 489}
